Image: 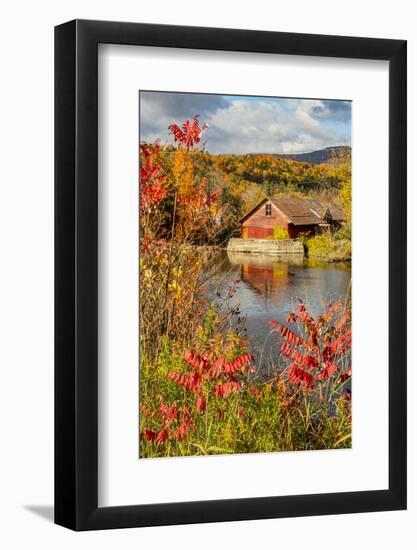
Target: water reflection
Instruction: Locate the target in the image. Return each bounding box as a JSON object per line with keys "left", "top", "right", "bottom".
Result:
{"left": 228, "top": 251, "right": 302, "bottom": 300}
{"left": 212, "top": 250, "right": 351, "bottom": 373}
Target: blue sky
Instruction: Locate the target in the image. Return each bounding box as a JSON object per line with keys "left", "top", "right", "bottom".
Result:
{"left": 140, "top": 91, "right": 351, "bottom": 155}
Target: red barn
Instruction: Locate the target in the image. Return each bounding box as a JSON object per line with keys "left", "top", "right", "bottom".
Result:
{"left": 240, "top": 197, "right": 345, "bottom": 239}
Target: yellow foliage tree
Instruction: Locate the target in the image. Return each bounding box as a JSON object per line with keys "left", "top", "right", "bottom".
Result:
{"left": 172, "top": 147, "right": 195, "bottom": 196}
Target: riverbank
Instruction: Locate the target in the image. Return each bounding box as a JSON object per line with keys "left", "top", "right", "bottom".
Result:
{"left": 303, "top": 234, "right": 351, "bottom": 262}
{"left": 225, "top": 236, "right": 351, "bottom": 263}
{"left": 227, "top": 237, "right": 304, "bottom": 257}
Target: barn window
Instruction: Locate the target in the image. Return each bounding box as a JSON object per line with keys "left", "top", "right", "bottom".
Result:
{"left": 265, "top": 203, "right": 272, "bottom": 216}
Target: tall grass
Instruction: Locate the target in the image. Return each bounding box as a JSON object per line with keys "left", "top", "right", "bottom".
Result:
{"left": 140, "top": 298, "right": 352, "bottom": 457}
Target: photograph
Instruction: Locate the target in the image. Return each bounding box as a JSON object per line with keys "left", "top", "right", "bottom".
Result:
{"left": 0, "top": 0, "right": 410, "bottom": 543}
{"left": 139, "top": 91, "right": 352, "bottom": 458}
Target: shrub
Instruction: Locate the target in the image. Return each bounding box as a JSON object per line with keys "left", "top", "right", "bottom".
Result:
{"left": 304, "top": 231, "right": 351, "bottom": 261}
{"left": 139, "top": 117, "right": 221, "bottom": 362}
{"left": 306, "top": 234, "right": 334, "bottom": 256}
{"left": 335, "top": 222, "right": 351, "bottom": 241}
{"left": 273, "top": 226, "right": 290, "bottom": 240}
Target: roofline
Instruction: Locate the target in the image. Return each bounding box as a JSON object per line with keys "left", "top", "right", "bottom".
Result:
{"left": 238, "top": 197, "right": 268, "bottom": 224}
{"left": 239, "top": 196, "right": 347, "bottom": 225}
{"left": 269, "top": 198, "right": 301, "bottom": 225}
{"left": 239, "top": 195, "right": 293, "bottom": 224}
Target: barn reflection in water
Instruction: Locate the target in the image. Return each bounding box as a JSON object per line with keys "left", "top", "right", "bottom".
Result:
{"left": 227, "top": 251, "right": 303, "bottom": 300}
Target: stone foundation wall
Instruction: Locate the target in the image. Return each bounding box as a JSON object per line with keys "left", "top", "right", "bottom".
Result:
{"left": 227, "top": 238, "right": 304, "bottom": 256}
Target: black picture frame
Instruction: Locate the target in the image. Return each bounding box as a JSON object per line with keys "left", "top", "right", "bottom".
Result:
{"left": 55, "top": 19, "right": 407, "bottom": 531}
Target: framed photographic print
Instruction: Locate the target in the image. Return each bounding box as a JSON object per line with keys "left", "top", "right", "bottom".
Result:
{"left": 55, "top": 20, "right": 407, "bottom": 530}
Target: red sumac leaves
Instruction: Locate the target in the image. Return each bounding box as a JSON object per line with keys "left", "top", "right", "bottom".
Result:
{"left": 168, "top": 116, "right": 208, "bottom": 149}
{"left": 271, "top": 301, "right": 351, "bottom": 391}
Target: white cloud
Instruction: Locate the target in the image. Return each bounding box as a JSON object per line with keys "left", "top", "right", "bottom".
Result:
{"left": 205, "top": 100, "right": 346, "bottom": 154}
{"left": 140, "top": 94, "right": 351, "bottom": 154}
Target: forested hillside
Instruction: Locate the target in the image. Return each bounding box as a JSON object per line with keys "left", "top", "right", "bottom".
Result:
{"left": 213, "top": 151, "right": 350, "bottom": 194}
{"left": 271, "top": 145, "right": 351, "bottom": 165}
{"left": 155, "top": 146, "right": 351, "bottom": 242}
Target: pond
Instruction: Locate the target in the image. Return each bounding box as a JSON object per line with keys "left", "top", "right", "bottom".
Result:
{"left": 208, "top": 250, "right": 351, "bottom": 375}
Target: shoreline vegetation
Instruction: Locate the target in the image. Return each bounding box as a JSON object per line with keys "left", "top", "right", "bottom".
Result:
{"left": 268, "top": 214, "right": 352, "bottom": 262}
{"left": 139, "top": 116, "right": 352, "bottom": 458}
{"left": 301, "top": 234, "right": 351, "bottom": 262}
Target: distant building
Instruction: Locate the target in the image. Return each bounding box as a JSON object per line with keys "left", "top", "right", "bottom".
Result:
{"left": 240, "top": 197, "right": 345, "bottom": 239}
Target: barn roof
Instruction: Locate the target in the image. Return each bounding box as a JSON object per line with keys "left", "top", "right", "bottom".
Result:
{"left": 271, "top": 198, "right": 345, "bottom": 226}
{"left": 240, "top": 196, "right": 346, "bottom": 226}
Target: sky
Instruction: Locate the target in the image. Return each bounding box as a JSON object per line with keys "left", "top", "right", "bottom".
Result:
{"left": 139, "top": 91, "right": 351, "bottom": 155}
